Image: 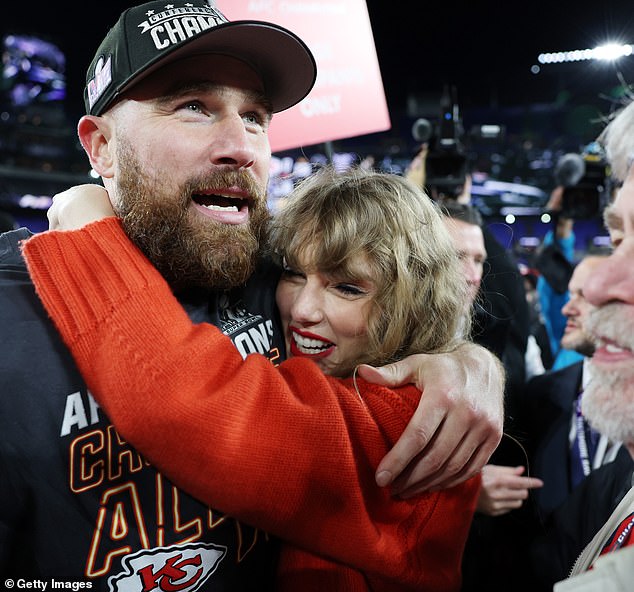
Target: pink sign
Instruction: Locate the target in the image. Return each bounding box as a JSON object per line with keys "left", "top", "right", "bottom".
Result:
{"left": 216, "top": 0, "right": 391, "bottom": 152}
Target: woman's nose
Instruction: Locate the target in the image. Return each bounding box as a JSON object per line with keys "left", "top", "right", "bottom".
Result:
{"left": 290, "top": 282, "right": 324, "bottom": 324}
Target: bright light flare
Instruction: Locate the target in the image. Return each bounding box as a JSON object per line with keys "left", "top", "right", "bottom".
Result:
{"left": 538, "top": 42, "right": 632, "bottom": 64}
{"left": 593, "top": 43, "right": 632, "bottom": 61}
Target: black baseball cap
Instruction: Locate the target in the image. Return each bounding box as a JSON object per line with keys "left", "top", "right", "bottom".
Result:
{"left": 84, "top": 0, "right": 317, "bottom": 115}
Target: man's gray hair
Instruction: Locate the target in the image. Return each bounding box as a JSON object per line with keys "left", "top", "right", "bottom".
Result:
{"left": 599, "top": 98, "right": 634, "bottom": 182}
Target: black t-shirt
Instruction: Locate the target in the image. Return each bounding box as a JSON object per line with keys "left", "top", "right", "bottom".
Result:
{"left": 0, "top": 228, "right": 284, "bottom": 590}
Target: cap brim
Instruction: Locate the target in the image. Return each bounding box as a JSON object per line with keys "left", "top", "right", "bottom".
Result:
{"left": 119, "top": 20, "right": 317, "bottom": 113}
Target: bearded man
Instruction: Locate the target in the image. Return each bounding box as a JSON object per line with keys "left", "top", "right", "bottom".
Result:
{"left": 0, "top": 0, "right": 504, "bottom": 583}
{"left": 530, "top": 99, "right": 634, "bottom": 590}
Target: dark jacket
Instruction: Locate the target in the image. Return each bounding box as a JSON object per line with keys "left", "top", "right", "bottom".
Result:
{"left": 475, "top": 226, "right": 531, "bottom": 426}
{"left": 523, "top": 361, "right": 584, "bottom": 516}
{"left": 0, "top": 228, "right": 283, "bottom": 589}
{"left": 530, "top": 447, "right": 634, "bottom": 589}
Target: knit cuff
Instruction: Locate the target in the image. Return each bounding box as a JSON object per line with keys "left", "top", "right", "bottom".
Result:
{"left": 22, "top": 217, "right": 166, "bottom": 345}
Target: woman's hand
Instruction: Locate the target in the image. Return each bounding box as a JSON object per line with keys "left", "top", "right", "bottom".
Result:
{"left": 48, "top": 184, "right": 115, "bottom": 231}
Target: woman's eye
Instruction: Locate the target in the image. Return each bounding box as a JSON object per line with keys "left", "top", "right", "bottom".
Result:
{"left": 335, "top": 283, "right": 365, "bottom": 296}
{"left": 282, "top": 268, "right": 302, "bottom": 278}
{"left": 281, "top": 264, "right": 305, "bottom": 280}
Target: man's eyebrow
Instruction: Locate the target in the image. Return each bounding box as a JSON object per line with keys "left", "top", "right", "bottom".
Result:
{"left": 603, "top": 205, "right": 623, "bottom": 232}
{"left": 159, "top": 81, "right": 273, "bottom": 113}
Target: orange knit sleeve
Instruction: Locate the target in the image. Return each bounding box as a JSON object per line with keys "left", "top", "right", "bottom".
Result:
{"left": 22, "top": 219, "right": 478, "bottom": 590}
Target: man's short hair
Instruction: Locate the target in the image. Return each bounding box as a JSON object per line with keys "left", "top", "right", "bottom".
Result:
{"left": 439, "top": 201, "right": 483, "bottom": 227}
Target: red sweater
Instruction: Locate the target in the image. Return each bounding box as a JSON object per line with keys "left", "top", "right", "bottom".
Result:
{"left": 23, "top": 218, "right": 480, "bottom": 591}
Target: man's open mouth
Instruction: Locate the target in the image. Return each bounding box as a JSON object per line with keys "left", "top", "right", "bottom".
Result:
{"left": 193, "top": 192, "right": 249, "bottom": 212}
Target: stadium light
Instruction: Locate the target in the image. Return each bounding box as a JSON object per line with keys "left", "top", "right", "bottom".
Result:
{"left": 538, "top": 43, "right": 633, "bottom": 65}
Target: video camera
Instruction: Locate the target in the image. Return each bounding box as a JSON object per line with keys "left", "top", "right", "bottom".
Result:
{"left": 554, "top": 143, "right": 611, "bottom": 219}
{"left": 411, "top": 86, "right": 468, "bottom": 200}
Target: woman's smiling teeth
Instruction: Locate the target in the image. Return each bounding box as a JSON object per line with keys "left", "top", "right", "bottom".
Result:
{"left": 293, "top": 333, "right": 333, "bottom": 354}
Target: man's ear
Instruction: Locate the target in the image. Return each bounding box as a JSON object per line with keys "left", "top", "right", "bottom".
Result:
{"left": 77, "top": 115, "right": 115, "bottom": 179}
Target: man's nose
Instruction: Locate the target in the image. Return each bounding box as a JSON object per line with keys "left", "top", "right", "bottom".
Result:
{"left": 583, "top": 251, "right": 634, "bottom": 306}
{"left": 208, "top": 114, "right": 256, "bottom": 169}
{"left": 465, "top": 260, "right": 481, "bottom": 285}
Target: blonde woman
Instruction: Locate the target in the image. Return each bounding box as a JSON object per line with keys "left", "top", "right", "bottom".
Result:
{"left": 25, "top": 167, "right": 481, "bottom": 591}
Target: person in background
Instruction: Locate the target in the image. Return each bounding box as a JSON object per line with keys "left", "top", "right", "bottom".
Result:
{"left": 0, "top": 0, "right": 504, "bottom": 584}
{"left": 440, "top": 202, "right": 543, "bottom": 514}
{"left": 528, "top": 97, "right": 634, "bottom": 590}
{"left": 439, "top": 201, "right": 542, "bottom": 592}
{"left": 24, "top": 166, "right": 483, "bottom": 591}
{"left": 536, "top": 187, "right": 582, "bottom": 371}
{"left": 407, "top": 155, "right": 531, "bottom": 424}
{"left": 440, "top": 201, "right": 487, "bottom": 315}
{"left": 521, "top": 266, "right": 552, "bottom": 376}
{"left": 471, "top": 181, "right": 531, "bottom": 424}
{"left": 524, "top": 254, "right": 621, "bottom": 519}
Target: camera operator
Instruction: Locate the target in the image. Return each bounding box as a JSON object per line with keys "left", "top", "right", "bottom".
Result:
{"left": 535, "top": 147, "right": 611, "bottom": 371}
{"left": 535, "top": 186, "right": 581, "bottom": 371}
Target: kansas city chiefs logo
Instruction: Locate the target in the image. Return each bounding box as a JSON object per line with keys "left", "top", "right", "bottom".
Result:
{"left": 108, "top": 543, "right": 227, "bottom": 592}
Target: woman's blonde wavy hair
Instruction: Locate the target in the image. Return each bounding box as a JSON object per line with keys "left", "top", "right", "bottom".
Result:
{"left": 268, "top": 165, "right": 471, "bottom": 377}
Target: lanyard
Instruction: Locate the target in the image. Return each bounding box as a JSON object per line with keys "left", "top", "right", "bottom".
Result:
{"left": 574, "top": 395, "right": 592, "bottom": 477}
{"left": 599, "top": 512, "right": 634, "bottom": 556}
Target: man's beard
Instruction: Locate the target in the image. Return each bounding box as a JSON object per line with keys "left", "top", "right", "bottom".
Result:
{"left": 560, "top": 329, "right": 595, "bottom": 357}
{"left": 583, "top": 303, "right": 634, "bottom": 445}
{"left": 113, "top": 141, "right": 270, "bottom": 291}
